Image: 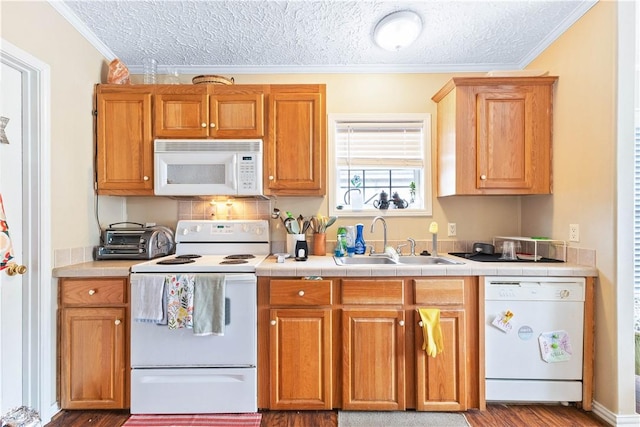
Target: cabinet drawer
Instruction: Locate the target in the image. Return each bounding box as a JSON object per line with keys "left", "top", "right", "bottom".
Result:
{"left": 269, "top": 280, "right": 332, "bottom": 306}
{"left": 413, "top": 278, "right": 464, "bottom": 305}
{"left": 60, "top": 278, "right": 127, "bottom": 305}
{"left": 342, "top": 279, "right": 404, "bottom": 305}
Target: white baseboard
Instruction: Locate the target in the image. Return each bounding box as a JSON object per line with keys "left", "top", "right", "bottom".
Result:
{"left": 592, "top": 400, "right": 640, "bottom": 426}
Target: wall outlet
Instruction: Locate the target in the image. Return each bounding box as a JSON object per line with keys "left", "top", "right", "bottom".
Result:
{"left": 569, "top": 224, "right": 580, "bottom": 242}
{"left": 447, "top": 223, "right": 457, "bottom": 237}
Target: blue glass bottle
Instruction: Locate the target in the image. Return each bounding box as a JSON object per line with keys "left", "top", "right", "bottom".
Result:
{"left": 354, "top": 223, "right": 366, "bottom": 255}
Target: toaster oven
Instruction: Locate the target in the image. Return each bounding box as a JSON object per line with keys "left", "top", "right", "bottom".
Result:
{"left": 94, "top": 222, "right": 175, "bottom": 260}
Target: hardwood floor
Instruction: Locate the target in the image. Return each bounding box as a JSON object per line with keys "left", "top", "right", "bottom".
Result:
{"left": 45, "top": 404, "right": 609, "bottom": 427}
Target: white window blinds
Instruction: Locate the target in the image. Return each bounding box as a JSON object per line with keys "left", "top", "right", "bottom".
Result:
{"left": 334, "top": 121, "right": 425, "bottom": 168}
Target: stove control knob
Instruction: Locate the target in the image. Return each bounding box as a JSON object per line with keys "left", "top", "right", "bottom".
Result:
{"left": 255, "top": 226, "right": 264, "bottom": 236}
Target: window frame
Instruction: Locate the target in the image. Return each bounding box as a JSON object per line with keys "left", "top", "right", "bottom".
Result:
{"left": 327, "top": 113, "right": 433, "bottom": 217}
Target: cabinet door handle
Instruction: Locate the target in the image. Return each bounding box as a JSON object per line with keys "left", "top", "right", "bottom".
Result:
{"left": 210, "top": 123, "right": 216, "bottom": 128}
{"left": 418, "top": 321, "right": 423, "bottom": 327}
{"left": 268, "top": 176, "right": 274, "bottom": 181}
{"left": 399, "top": 320, "right": 405, "bottom": 326}
{"left": 298, "top": 290, "right": 305, "bottom": 296}
{"left": 114, "top": 319, "right": 121, "bottom": 326}
{"left": 143, "top": 176, "right": 149, "bottom": 181}
{"left": 88, "top": 289, "right": 96, "bottom": 296}
{"left": 270, "top": 320, "right": 277, "bottom": 326}
{"left": 201, "top": 122, "right": 207, "bottom": 128}
{"left": 480, "top": 174, "right": 487, "bottom": 180}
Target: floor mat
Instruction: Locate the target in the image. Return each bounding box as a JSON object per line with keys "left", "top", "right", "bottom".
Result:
{"left": 122, "top": 413, "right": 262, "bottom": 427}
{"left": 338, "top": 410, "right": 470, "bottom": 427}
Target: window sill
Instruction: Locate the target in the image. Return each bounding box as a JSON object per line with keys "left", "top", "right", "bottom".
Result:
{"left": 329, "top": 206, "right": 432, "bottom": 217}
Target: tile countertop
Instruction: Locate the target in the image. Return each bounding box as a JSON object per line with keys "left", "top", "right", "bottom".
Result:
{"left": 53, "top": 260, "right": 140, "bottom": 278}
{"left": 52, "top": 255, "right": 598, "bottom": 278}
{"left": 255, "top": 254, "right": 598, "bottom": 278}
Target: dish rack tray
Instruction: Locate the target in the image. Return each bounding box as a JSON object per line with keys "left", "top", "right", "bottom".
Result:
{"left": 492, "top": 236, "right": 567, "bottom": 262}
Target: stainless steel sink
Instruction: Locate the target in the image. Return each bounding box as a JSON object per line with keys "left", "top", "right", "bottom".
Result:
{"left": 333, "top": 256, "right": 397, "bottom": 265}
{"left": 333, "top": 255, "right": 463, "bottom": 266}
{"left": 397, "top": 256, "right": 464, "bottom": 265}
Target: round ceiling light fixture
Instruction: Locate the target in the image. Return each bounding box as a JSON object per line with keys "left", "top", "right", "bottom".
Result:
{"left": 373, "top": 10, "right": 423, "bottom": 51}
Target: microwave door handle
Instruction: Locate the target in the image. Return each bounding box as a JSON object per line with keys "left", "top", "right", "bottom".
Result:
{"left": 228, "top": 155, "right": 237, "bottom": 190}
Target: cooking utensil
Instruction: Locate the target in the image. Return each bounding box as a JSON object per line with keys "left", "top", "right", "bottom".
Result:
{"left": 284, "top": 217, "right": 299, "bottom": 234}
{"left": 471, "top": 242, "right": 495, "bottom": 255}
{"left": 325, "top": 216, "right": 337, "bottom": 229}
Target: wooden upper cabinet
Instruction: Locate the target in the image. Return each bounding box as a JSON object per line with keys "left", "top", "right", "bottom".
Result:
{"left": 266, "top": 84, "right": 326, "bottom": 196}
{"left": 432, "top": 76, "right": 557, "bottom": 196}
{"left": 154, "top": 85, "right": 265, "bottom": 138}
{"left": 95, "top": 86, "right": 154, "bottom": 196}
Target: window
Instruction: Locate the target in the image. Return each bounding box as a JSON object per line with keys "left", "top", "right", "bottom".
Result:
{"left": 328, "top": 113, "right": 432, "bottom": 217}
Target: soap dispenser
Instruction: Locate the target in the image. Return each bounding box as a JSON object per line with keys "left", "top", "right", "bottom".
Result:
{"left": 354, "top": 223, "right": 366, "bottom": 255}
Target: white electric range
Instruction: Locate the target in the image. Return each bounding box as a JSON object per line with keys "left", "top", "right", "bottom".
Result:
{"left": 129, "top": 219, "right": 269, "bottom": 414}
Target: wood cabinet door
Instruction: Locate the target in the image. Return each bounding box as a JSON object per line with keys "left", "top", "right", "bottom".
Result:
{"left": 266, "top": 86, "right": 325, "bottom": 196}
{"left": 210, "top": 91, "right": 264, "bottom": 138}
{"left": 342, "top": 308, "right": 405, "bottom": 410}
{"left": 475, "top": 87, "right": 537, "bottom": 191}
{"left": 269, "top": 308, "right": 332, "bottom": 409}
{"left": 96, "top": 91, "right": 153, "bottom": 195}
{"left": 60, "top": 307, "right": 126, "bottom": 409}
{"left": 415, "top": 309, "right": 467, "bottom": 411}
{"left": 154, "top": 93, "right": 209, "bottom": 137}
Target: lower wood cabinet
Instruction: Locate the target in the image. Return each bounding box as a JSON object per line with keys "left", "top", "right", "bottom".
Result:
{"left": 413, "top": 278, "right": 468, "bottom": 411}
{"left": 415, "top": 309, "right": 466, "bottom": 410}
{"left": 266, "top": 279, "right": 333, "bottom": 409}
{"left": 58, "top": 278, "right": 128, "bottom": 409}
{"left": 342, "top": 308, "right": 406, "bottom": 410}
{"left": 258, "top": 276, "right": 479, "bottom": 412}
{"left": 269, "top": 308, "right": 332, "bottom": 409}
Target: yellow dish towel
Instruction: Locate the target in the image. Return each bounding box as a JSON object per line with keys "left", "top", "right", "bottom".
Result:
{"left": 418, "top": 308, "right": 444, "bottom": 357}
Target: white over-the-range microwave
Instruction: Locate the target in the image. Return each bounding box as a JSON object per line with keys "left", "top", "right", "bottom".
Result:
{"left": 154, "top": 139, "right": 263, "bottom": 197}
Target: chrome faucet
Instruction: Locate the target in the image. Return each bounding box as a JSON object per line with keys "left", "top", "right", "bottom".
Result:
{"left": 407, "top": 238, "right": 416, "bottom": 256}
{"left": 370, "top": 216, "right": 388, "bottom": 255}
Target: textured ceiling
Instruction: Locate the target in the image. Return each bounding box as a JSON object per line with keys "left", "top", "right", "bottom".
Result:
{"left": 51, "top": 0, "right": 597, "bottom": 74}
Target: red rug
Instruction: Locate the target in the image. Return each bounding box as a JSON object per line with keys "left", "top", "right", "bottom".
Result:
{"left": 122, "top": 413, "right": 262, "bottom": 427}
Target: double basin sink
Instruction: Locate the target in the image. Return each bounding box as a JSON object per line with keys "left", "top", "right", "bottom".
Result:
{"left": 333, "top": 255, "right": 464, "bottom": 266}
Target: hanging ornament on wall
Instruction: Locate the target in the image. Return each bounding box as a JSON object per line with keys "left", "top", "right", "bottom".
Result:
{"left": 0, "top": 116, "right": 10, "bottom": 144}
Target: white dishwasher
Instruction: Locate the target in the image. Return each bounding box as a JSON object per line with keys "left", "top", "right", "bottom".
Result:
{"left": 484, "top": 276, "right": 585, "bottom": 403}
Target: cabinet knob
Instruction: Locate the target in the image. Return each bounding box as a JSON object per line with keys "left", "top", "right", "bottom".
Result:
{"left": 399, "top": 320, "right": 405, "bottom": 327}
{"left": 114, "top": 319, "right": 121, "bottom": 326}
{"left": 418, "top": 321, "right": 423, "bottom": 327}
{"left": 201, "top": 122, "right": 207, "bottom": 128}
{"left": 5, "top": 263, "right": 27, "bottom": 276}
{"left": 210, "top": 123, "right": 216, "bottom": 128}
{"left": 269, "top": 176, "right": 274, "bottom": 181}
{"left": 143, "top": 176, "right": 150, "bottom": 181}
{"left": 270, "top": 320, "right": 277, "bottom": 326}
{"left": 88, "top": 289, "right": 96, "bottom": 296}
{"left": 480, "top": 174, "right": 487, "bottom": 180}
{"left": 298, "top": 290, "right": 305, "bottom": 296}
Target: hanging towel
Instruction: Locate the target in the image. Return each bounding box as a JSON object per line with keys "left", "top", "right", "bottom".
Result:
{"left": 193, "top": 274, "right": 226, "bottom": 336}
{"left": 131, "top": 275, "right": 166, "bottom": 323}
{"left": 0, "top": 193, "right": 14, "bottom": 270}
{"left": 166, "top": 274, "right": 194, "bottom": 329}
{"left": 418, "top": 308, "right": 444, "bottom": 357}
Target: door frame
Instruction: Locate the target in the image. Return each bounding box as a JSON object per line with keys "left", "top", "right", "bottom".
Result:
{"left": 0, "top": 39, "right": 53, "bottom": 421}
